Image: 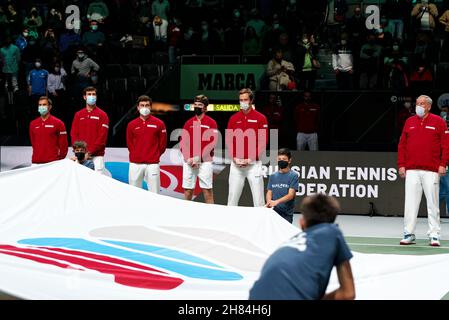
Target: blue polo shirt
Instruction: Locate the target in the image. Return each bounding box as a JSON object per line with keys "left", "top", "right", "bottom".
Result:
{"left": 267, "top": 170, "right": 299, "bottom": 216}
{"left": 249, "top": 223, "right": 353, "bottom": 300}
{"left": 28, "top": 68, "right": 49, "bottom": 95}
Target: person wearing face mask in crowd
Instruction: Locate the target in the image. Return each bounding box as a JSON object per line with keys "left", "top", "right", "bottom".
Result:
{"left": 82, "top": 21, "right": 105, "bottom": 49}
{"left": 71, "top": 86, "right": 109, "bottom": 174}
{"left": 411, "top": 0, "right": 438, "bottom": 33}
{"left": 16, "top": 28, "right": 29, "bottom": 52}
{"left": 332, "top": 33, "right": 354, "bottom": 89}
{"left": 410, "top": 61, "right": 433, "bottom": 93}
{"left": 180, "top": 95, "right": 218, "bottom": 203}
{"left": 29, "top": 96, "right": 68, "bottom": 166}
{"left": 439, "top": 105, "right": 449, "bottom": 218}
{"left": 71, "top": 48, "right": 100, "bottom": 98}
{"left": 27, "top": 58, "right": 49, "bottom": 108}
{"left": 71, "top": 140, "right": 95, "bottom": 170}
{"left": 398, "top": 95, "right": 449, "bottom": 247}
{"left": 296, "top": 33, "right": 319, "bottom": 90}
{"left": 126, "top": 95, "right": 167, "bottom": 193}
{"left": 226, "top": 88, "right": 268, "bottom": 207}
{"left": 265, "top": 148, "right": 299, "bottom": 223}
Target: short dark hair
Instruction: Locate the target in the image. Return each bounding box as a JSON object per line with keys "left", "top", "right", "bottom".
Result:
{"left": 278, "top": 148, "right": 291, "bottom": 159}
{"left": 73, "top": 140, "right": 87, "bottom": 149}
{"left": 194, "top": 94, "right": 209, "bottom": 107}
{"left": 136, "top": 95, "right": 152, "bottom": 105}
{"left": 300, "top": 194, "right": 340, "bottom": 227}
{"left": 239, "top": 88, "right": 254, "bottom": 101}
{"left": 38, "top": 96, "right": 52, "bottom": 106}
{"left": 83, "top": 86, "right": 97, "bottom": 95}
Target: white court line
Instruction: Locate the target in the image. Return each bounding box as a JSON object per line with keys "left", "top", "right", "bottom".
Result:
{"left": 348, "top": 242, "right": 449, "bottom": 249}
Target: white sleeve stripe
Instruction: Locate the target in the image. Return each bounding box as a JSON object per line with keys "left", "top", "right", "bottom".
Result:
{"left": 102, "top": 124, "right": 109, "bottom": 128}
{"left": 59, "top": 131, "right": 67, "bottom": 135}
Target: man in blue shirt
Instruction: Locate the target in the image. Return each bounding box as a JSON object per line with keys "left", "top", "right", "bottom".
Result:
{"left": 249, "top": 194, "right": 355, "bottom": 300}
{"left": 27, "top": 58, "right": 49, "bottom": 107}
{"left": 266, "top": 148, "right": 299, "bottom": 223}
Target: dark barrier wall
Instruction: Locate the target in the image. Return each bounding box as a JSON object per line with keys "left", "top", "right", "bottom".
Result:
{"left": 200, "top": 151, "right": 432, "bottom": 217}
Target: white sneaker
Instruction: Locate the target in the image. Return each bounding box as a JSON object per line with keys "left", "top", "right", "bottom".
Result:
{"left": 400, "top": 234, "right": 416, "bottom": 245}
{"left": 430, "top": 237, "right": 440, "bottom": 247}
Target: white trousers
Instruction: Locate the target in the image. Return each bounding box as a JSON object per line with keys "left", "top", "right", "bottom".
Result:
{"left": 92, "top": 156, "right": 105, "bottom": 175}
{"left": 182, "top": 161, "right": 213, "bottom": 189}
{"left": 129, "top": 163, "right": 160, "bottom": 194}
{"left": 404, "top": 170, "right": 440, "bottom": 238}
{"left": 296, "top": 132, "right": 318, "bottom": 151}
{"left": 227, "top": 161, "right": 265, "bottom": 207}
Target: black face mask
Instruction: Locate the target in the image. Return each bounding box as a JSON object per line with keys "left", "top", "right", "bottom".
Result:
{"left": 75, "top": 152, "right": 85, "bottom": 162}
{"left": 278, "top": 160, "right": 289, "bottom": 169}
{"left": 194, "top": 107, "right": 204, "bottom": 116}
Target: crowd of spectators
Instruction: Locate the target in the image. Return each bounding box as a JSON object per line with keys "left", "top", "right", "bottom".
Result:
{"left": 2, "top": 0, "right": 449, "bottom": 148}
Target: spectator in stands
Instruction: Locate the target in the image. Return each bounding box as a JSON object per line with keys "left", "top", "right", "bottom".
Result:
{"left": 261, "top": 93, "right": 283, "bottom": 130}
{"left": 411, "top": 0, "right": 438, "bottom": 34}
{"left": 0, "top": 37, "right": 20, "bottom": 93}
{"left": 5, "top": 4, "right": 20, "bottom": 37}
{"left": 198, "top": 20, "right": 221, "bottom": 54}
{"left": 246, "top": 8, "right": 266, "bottom": 38}
{"left": 410, "top": 61, "right": 433, "bottom": 92}
{"left": 27, "top": 58, "right": 49, "bottom": 106}
{"left": 59, "top": 27, "right": 81, "bottom": 67}
{"left": 384, "top": 41, "right": 409, "bottom": 92}
{"left": 224, "top": 9, "right": 244, "bottom": 54}
{"left": 359, "top": 33, "right": 381, "bottom": 89}
{"left": 152, "top": 0, "right": 170, "bottom": 21}
{"left": 265, "top": 148, "right": 299, "bottom": 223}
{"left": 46, "top": 8, "right": 64, "bottom": 34}
{"left": 168, "top": 16, "right": 183, "bottom": 64}
{"left": 87, "top": 0, "right": 110, "bottom": 23}
{"left": 71, "top": 86, "right": 109, "bottom": 174}
{"left": 294, "top": 89, "right": 320, "bottom": 151}
{"left": 274, "top": 33, "right": 295, "bottom": 65}
{"left": 71, "top": 48, "right": 100, "bottom": 98}
{"left": 47, "top": 62, "right": 67, "bottom": 121}
{"left": 396, "top": 95, "right": 415, "bottom": 136}
{"left": 29, "top": 96, "right": 68, "bottom": 165}
{"left": 266, "top": 50, "right": 295, "bottom": 91}
{"left": 439, "top": 7, "right": 449, "bottom": 62}
{"left": 82, "top": 20, "right": 105, "bottom": 51}
{"left": 398, "top": 95, "right": 448, "bottom": 247}
{"left": 250, "top": 194, "right": 355, "bottom": 300}
{"left": 384, "top": 0, "right": 411, "bottom": 41}
{"left": 332, "top": 33, "right": 354, "bottom": 89}
{"left": 71, "top": 140, "right": 95, "bottom": 170}
{"left": 211, "top": 18, "right": 225, "bottom": 51}
{"left": 181, "top": 26, "right": 200, "bottom": 55}
{"left": 180, "top": 94, "right": 218, "bottom": 203}
{"left": 127, "top": 95, "right": 167, "bottom": 193}
{"left": 242, "top": 26, "right": 262, "bottom": 56}
{"left": 413, "top": 32, "right": 437, "bottom": 65}
{"left": 262, "top": 14, "right": 287, "bottom": 58}
{"left": 439, "top": 104, "right": 449, "bottom": 217}
{"left": 23, "top": 7, "right": 43, "bottom": 33}
{"left": 346, "top": 5, "right": 366, "bottom": 43}
{"left": 136, "top": 0, "right": 152, "bottom": 33}
{"left": 153, "top": 15, "right": 168, "bottom": 43}
{"left": 296, "top": 33, "right": 319, "bottom": 90}
{"left": 41, "top": 28, "right": 59, "bottom": 67}
{"left": 333, "top": 0, "right": 348, "bottom": 25}
{"left": 15, "top": 28, "right": 29, "bottom": 52}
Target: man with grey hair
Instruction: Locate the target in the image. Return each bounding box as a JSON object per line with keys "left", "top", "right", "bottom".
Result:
{"left": 398, "top": 95, "right": 449, "bottom": 246}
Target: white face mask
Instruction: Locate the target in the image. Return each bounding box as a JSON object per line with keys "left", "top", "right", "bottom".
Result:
{"left": 139, "top": 107, "right": 151, "bottom": 116}
{"left": 240, "top": 102, "right": 250, "bottom": 111}
{"left": 416, "top": 105, "right": 426, "bottom": 118}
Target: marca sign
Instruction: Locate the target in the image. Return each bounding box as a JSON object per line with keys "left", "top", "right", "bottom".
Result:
{"left": 180, "top": 65, "right": 266, "bottom": 100}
